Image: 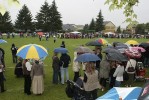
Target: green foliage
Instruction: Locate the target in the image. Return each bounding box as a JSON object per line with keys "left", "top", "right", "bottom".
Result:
{"left": 116, "top": 26, "right": 121, "bottom": 33}
{"left": 49, "top": 0, "right": 63, "bottom": 32}
{"left": 105, "top": 0, "right": 139, "bottom": 24}
{"left": 0, "top": 11, "right": 13, "bottom": 32}
{"left": 135, "top": 23, "right": 145, "bottom": 34}
{"left": 95, "top": 10, "right": 104, "bottom": 32}
{"left": 15, "top": 5, "right": 33, "bottom": 32}
{"left": 36, "top": 0, "right": 62, "bottom": 32}
{"left": 35, "top": 1, "right": 51, "bottom": 32}
{"left": 89, "top": 18, "right": 95, "bottom": 31}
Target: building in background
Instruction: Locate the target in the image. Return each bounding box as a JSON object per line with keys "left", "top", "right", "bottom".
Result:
{"left": 103, "top": 21, "right": 116, "bottom": 33}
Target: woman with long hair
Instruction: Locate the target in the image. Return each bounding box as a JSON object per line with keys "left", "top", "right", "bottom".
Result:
{"left": 83, "top": 62, "right": 101, "bottom": 100}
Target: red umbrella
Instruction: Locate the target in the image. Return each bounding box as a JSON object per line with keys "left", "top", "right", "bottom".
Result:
{"left": 37, "top": 32, "right": 43, "bottom": 36}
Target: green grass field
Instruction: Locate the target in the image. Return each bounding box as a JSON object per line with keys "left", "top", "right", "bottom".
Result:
{"left": 0, "top": 36, "right": 148, "bottom": 100}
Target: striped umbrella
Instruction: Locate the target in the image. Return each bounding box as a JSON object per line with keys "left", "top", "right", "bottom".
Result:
{"left": 17, "top": 44, "right": 48, "bottom": 59}
{"left": 97, "top": 38, "right": 109, "bottom": 45}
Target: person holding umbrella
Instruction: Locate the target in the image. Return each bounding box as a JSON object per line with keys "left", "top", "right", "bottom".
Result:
{"left": 59, "top": 53, "right": 71, "bottom": 85}
{"left": 52, "top": 52, "right": 61, "bottom": 84}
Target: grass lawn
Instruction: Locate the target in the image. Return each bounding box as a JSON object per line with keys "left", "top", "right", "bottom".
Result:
{"left": 0, "top": 36, "right": 148, "bottom": 100}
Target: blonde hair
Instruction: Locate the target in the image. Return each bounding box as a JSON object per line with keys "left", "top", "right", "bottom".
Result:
{"left": 85, "top": 62, "right": 95, "bottom": 74}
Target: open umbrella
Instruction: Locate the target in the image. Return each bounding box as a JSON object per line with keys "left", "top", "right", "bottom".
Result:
{"left": 74, "top": 46, "right": 93, "bottom": 54}
{"left": 0, "top": 39, "right": 7, "bottom": 44}
{"left": 97, "top": 87, "right": 142, "bottom": 100}
{"left": 75, "top": 53, "right": 100, "bottom": 62}
{"left": 37, "top": 32, "right": 44, "bottom": 36}
{"left": 97, "top": 38, "right": 109, "bottom": 45}
{"left": 139, "top": 43, "right": 149, "bottom": 48}
{"left": 138, "top": 81, "right": 149, "bottom": 100}
{"left": 85, "top": 40, "right": 103, "bottom": 46}
{"left": 125, "top": 40, "right": 139, "bottom": 45}
{"left": 129, "top": 47, "right": 146, "bottom": 52}
{"left": 54, "top": 47, "right": 68, "bottom": 54}
{"left": 17, "top": 44, "right": 48, "bottom": 59}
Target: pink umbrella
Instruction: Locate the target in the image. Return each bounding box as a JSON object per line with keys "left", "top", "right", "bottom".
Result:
{"left": 129, "top": 47, "right": 146, "bottom": 52}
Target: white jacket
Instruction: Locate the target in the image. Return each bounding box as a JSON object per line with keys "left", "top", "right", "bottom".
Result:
{"left": 72, "top": 52, "right": 80, "bottom": 72}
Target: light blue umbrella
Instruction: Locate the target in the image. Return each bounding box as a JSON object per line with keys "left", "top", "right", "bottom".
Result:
{"left": 0, "top": 39, "right": 7, "bottom": 44}
{"left": 75, "top": 53, "right": 100, "bottom": 62}
{"left": 54, "top": 47, "right": 68, "bottom": 54}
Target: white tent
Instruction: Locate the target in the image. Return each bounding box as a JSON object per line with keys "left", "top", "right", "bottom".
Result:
{"left": 70, "top": 31, "right": 81, "bottom": 34}
{"left": 104, "top": 32, "right": 115, "bottom": 35}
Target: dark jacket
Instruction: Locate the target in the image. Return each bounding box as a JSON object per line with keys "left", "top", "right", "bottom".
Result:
{"left": 52, "top": 56, "right": 60, "bottom": 70}
{"left": 60, "top": 54, "right": 71, "bottom": 68}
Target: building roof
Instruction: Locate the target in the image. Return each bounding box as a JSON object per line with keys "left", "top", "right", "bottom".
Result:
{"left": 103, "top": 21, "right": 116, "bottom": 27}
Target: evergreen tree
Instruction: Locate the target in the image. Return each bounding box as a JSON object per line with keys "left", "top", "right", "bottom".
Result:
{"left": 116, "top": 26, "right": 121, "bottom": 33}
{"left": 89, "top": 18, "right": 95, "bottom": 31}
{"left": 15, "top": 5, "right": 32, "bottom": 32}
{"left": 49, "top": 0, "right": 62, "bottom": 32}
{"left": 36, "top": 1, "right": 51, "bottom": 32}
{"left": 0, "top": 12, "right": 13, "bottom": 32}
{"left": 95, "top": 10, "right": 104, "bottom": 32}
{"left": 135, "top": 24, "right": 145, "bottom": 34}
{"left": 83, "top": 24, "right": 89, "bottom": 31}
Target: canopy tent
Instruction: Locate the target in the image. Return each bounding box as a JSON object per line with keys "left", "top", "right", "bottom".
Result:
{"left": 104, "top": 32, "right": 115, "bottom": 35}
{"left": 70, "top": 31, "right": 81, "bottom": 34}
{"left": 96, "top": 87, "right": 142, "bottom": 100}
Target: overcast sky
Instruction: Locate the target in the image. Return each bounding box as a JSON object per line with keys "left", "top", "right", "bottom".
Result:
{"left": 6, "top": 0, "right": 149, "bottom": 28}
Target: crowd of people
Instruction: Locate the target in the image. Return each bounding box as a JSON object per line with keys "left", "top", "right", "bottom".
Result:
{"left": 0, "top": 38, "right": 148, "bottom": 100}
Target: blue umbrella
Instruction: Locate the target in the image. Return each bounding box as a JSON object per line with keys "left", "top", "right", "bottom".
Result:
{"left": 0, "top": 39, "right": 7, "bottom": 44}
{"left": 54, "top": 47, "right": 68, "bottom": 53}
{"left": 75, "top": 53, "right": 100, "bottom": 62}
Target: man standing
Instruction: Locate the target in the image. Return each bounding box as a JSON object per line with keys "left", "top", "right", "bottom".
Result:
{"left": 11, "top": 43, "right": 18, "bottom": 63}
{"left": 23, "top": 59, "right": 32, "bottom": 95}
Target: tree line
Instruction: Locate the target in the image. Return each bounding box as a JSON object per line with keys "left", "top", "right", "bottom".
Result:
{"left": 0, "top": 1, "right": 62, "bottom": 33}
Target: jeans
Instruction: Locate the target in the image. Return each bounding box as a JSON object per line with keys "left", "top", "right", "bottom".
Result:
{"left": 53, "top": 68, "right": 59, "bottom": 84}
{"left": 115, "top": 80, "right": 121, "bottom": 87}
{"left": 60, "top": 67, "right": 69, "bottom": 84}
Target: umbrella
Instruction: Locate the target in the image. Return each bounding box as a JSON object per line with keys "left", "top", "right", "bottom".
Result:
{"left": 97, "top": 38, "right": 109, "bottom": 45}
{"left": 0, "top": 39, "right": 7, "bottom": 44}
{"left": 138, "top": 81, "right": 149, "bottom": 100}
{"left": 75, "top": 53, "right": 100, "bottom": 62}
{"left": 85, "top": 40, "right": 103, "bottom": 46}
{"left": 37, "top": 32, "right": 44, "bottom": 36}
{"left": 107, "top": 52, "right": 128, "bottom": 62}
{"left": 124, "top": 49, "right": 141, "bottom": 59}
{"left": 96, "top": 87, "right": 142, "bottom": 100}
{"left": 129, "top": 47, "right": 146, "bottom": 52}
{"left": 103, "top": 48, "right": 128, "bottom": 61}
{"left": 74, "top": 46, "right": 93, "bottom": 54}
{"left": 125, "top": 40, "right": 139, "bottom": 45}
{"left": 139, "top": 43, "right": 149, "bottom": 48}
{"left": 54, "top": 47, "right": 68, "bottom": 54}
{"left": 17, "top": 44, "right": 48, "bottom": 59}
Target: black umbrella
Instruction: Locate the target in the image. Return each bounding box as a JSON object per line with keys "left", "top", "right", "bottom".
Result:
{"left": 139, "top": 43, "right": 149, "bottom": 48}
{"left": 107, "top": 52, "right": 128, "bottom": 62}
{"left": 85, "top": 40, "right": 103, "bottom": 46}
{"left": 103, "top": 48, "right": 128, "bottom": 61}
{"left": 138, "top": 81, "right": 149, "bottom": 100}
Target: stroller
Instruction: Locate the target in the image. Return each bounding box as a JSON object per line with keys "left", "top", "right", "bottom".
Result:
{"left": 65, "top": 79, "right": 86, "bottom": 100}
{"left": 135, "top": 62, "right": 146, "bottom": 81}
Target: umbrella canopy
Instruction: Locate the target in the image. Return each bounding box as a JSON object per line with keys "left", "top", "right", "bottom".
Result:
{"left": 97, "top": 38, "right": 109, "bottom": 45}
{"left": 0, "top": 39, "right": 7, "bottom": 44}
{"left": 129, "top": 47, "right": 146, "bottom": 52}
{"left": 103, "top": 48, "right": 128, "bottom": 61}
{"left": 74, "top": 46, "right": 93, "bottom": 54}
{"left": 138, "top": 81, "right": 149, "bottom": 100}
{"left": 85, "top": 40, "right": 103, "bottom": 46}
{"left": 37, "top": 32, "right": 44, "bottom": 36}
{"left": 139, "top": 43, "right": 149, "bottom": 48}
{"left": 54, "top": 47, "right": 68, "bottom": 54}
{"left": 75, "top": 53, "right": 100, "bottom": 62}
{"left": 125, "top": 40, "right": 139, "bottom": 45}
{"left": 124, "top": 49, "right": 141, "bottom": 59}
{"left": 113, "top": 42, "right": 129, "bottom": 49}
{"left": 96, "top": 87, "right": 142, "bottom": 100}
{"left": 17, "top": 44, "right": 48, "bottom": 59}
